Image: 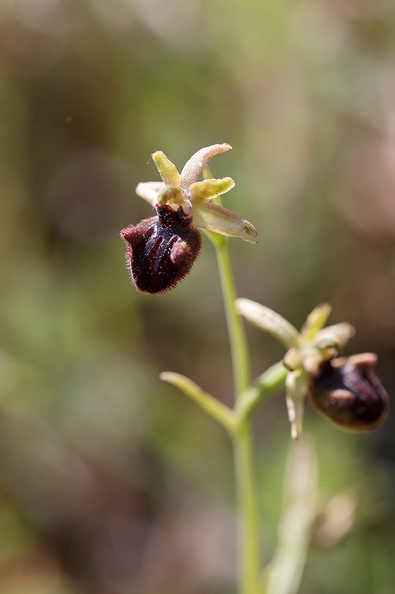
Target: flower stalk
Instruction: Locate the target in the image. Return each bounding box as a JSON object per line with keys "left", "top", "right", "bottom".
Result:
{"left": 234, "top": 416, "right": 261, "bottom": 594}
{"left": 123, "top": 143, "right": 390, "bottom": 594}
{"left": 208, "top": 232, "right": 260, "bottom": 594}
{"left": 212, "top": 234, "right": 250, "bottom": 399}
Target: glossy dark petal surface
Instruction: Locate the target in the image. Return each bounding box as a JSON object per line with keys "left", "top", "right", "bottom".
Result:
{"left": 308, "top": 353, "right": 390, "bottom": 431}
{"left": 121, "top": 205, "right": 201, "bottom": 294}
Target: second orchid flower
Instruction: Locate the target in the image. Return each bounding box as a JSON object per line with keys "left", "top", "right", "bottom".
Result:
{"left": 236, "top": 299, "right": 389, "bottom": 439}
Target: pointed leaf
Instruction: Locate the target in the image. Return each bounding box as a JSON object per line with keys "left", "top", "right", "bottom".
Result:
{"left": 159, "top": 372, "right": 236, "bottom": 432}
{"left": 235, "top": 299, "right": 299, "bottom": 348}
{"left": 152, "top": 151, "right": 181, "bottom": 187}
{"left": 180, "top": 143, "right": 232, "bottom": 188}
{"left": 192, "top": 202, "right": 259, "bottom": 244}
{"left": 189, "top": 177, "right": 235, "bottom": 204}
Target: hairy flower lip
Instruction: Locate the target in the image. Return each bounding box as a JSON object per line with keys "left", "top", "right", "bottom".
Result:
{"left": 308, "top": 352, "right": 390, "bottom": 431}
{"left": 121, "top": 204, "right": 201, "bottom": 294}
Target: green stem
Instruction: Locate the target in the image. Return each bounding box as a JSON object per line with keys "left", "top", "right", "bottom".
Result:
{"left": 209, "top": 233, "right": 259, "bottom": 594}
{"left": 237, "top": 362, "right": 287, "bottom": 420}
{"left": 264, "top": 439, "right": 318, "bottom": 594}
{"left": 213, "top": 235, "right": 250, "bottom": 398}
{"left": 234, "top": 417, "right": 261, "bottom": 594}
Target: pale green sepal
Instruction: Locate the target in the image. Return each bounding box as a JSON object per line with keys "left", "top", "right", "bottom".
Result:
{"left": 315, "top": 323, "right": 356, "bottom": 350}
{"left": 135, "top": 181, "right": 165, "bottom": 207}
{"left": 235, "top": 299, "right": 299, "bottom": 349}
{"left": 189, "top": 177, "right": 235, "bottom": 204}
{"left": 300, "top": 303, "right": 332, "bottom": 342}
{"left": 180, "top": 143, "right": 232, "bottom": 188}
{"left": 152, "top": 151, "right": 181, "bottom": 187}
{"left": 192, "top": 202, "right": 259, "bottom": 244}
{"left": 202, "top": 165, "right": 213, "bottom": 180}
{"left": 159, "top": 371, "right": 236, "bottom": 433}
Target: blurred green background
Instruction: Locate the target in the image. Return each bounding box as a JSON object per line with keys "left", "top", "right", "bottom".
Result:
{"left": 1, "top": 0, "right": 395, "bottom": 593}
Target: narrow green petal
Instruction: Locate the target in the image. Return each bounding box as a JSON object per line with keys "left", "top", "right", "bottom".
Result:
{"left": 180, "top": 143, "right": 232, "bottom": 188}
{"left": 235, "top": 299, "right": 299, "bottom": 349}
{"left": 192, "top": 202, "right": 259, "bottom": 244}
{"left": 300, "top": 303, "right": 332, "bottom": 342}
{"left": 159, "top": 371, "right": 236, "bottom": 432}
{"left": 135, "top": 181, "right": 165, "bottom": 207}
{"left": 152, "top": 151, "right": 181, "bottom": 187}
{"left": 189, "top": 177, "right": 235, "bottom": 204}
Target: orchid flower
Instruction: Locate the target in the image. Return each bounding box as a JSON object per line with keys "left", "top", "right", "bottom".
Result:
{"left": 121, "top": 144, "right": 258, "bottom": 294}
{"left": 235, "top": 300, "right": 389, "bottom": 439}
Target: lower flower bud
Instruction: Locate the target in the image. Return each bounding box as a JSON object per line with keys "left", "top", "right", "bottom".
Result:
{"left": 308, "top": 353, "right": 389, "bottom": 431}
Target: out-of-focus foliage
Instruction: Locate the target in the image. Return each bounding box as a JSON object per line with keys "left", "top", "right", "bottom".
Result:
{"left": 0, "top": 0, "right": 394, "bottom": 592}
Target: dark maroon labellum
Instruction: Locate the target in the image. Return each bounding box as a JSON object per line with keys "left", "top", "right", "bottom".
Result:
{"left": 120, "top": 204, "right": 201, "bottom": 294}
{"left": 308, "top": 353, "right": 390, "bottom": 431}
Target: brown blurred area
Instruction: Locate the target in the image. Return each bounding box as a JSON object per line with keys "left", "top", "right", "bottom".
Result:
{"left": 0, "top": 1, "right": 395, "bottom": 593}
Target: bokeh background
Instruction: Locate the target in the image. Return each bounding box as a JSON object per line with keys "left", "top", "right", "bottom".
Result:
{"left": 1, "top": 0, "right": 395, "bottom": 592}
